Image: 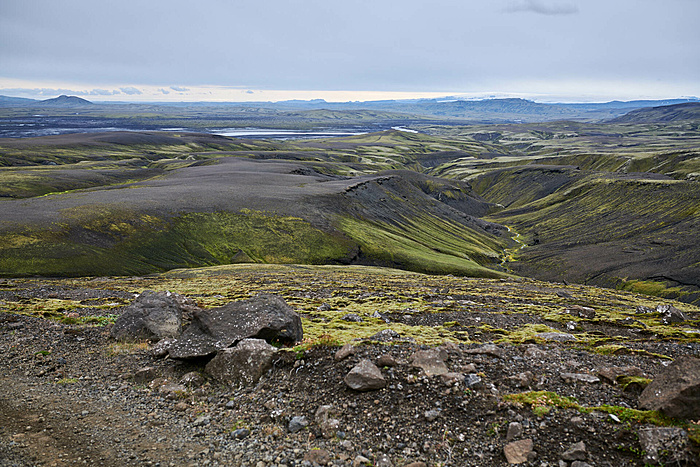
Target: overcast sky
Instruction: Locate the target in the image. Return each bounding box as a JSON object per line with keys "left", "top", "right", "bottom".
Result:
{"left": 1, "top": 0, "right": 698, "bottom": 102}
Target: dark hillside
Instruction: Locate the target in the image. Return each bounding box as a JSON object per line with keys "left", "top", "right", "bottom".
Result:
{"left": 611, "top": 102, "right": 700, "bottom": 123}
{"left": 38, "top": 95, "right": 93, "bottom": 107}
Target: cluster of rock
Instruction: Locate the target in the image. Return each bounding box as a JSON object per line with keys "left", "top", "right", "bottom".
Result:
{"left": 111, "top": 291, "right": 303, "bottom": 387}
{"left": 110, "top": 292, "right": 700, "bottom": 465}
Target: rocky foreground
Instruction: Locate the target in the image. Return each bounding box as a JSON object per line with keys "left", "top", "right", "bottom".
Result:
{"left": 1, "top": 265, "right": 699, "bottom": 466}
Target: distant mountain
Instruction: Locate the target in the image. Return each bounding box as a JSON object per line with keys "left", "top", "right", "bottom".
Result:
{"left": 610, "top": 102, "right": 700, "bottom": 123}
{"left": 0, "top": 95, "right": 39, "bottom": 107}
{"left": 234, "top": 97, "right": 700, "bottom": 123}
{"left": 38, "top": 95, "right": 93, "bottom": 107}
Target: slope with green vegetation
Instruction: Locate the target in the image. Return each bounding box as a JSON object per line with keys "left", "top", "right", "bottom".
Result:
{"left": 1, "top": 104, "right": 699, "bottom": 305}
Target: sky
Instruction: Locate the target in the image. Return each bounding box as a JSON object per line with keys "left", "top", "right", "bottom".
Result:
{"left": 1, "top": 0, "right": 698, "bottom": 103}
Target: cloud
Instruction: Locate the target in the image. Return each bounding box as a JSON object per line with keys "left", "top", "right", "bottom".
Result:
{"left": 88, "top": 88, "right": 119, "bottom": 96}
{"left": 120, "top": 86, "right": 142, "bottom": 95}
{"left": 170, "top": 86, "right": 189, "bottom": 92}
{"left": 245, "top": 90, "right": 255, "bottom": 94}
{"left": 505, "top": 0, "right": 579, "bottom": 15}
{"left": 158, "top": 88, "right": 170, "bottom": 94}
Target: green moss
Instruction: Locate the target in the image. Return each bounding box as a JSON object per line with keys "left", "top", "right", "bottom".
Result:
{"left": 616, "top": 279, "right": 688, "bottom": 299}
{"left": 504, "top": 390, "right": 684, "bottom": 426}
{"left": 503, "top": 391, "right": 580, "bottom": 417}
{"left": 0, "top": 209, "right": 358, "bottom": 277}
{"left": 338, "top": 215, "right": 506, "bottom": 278}
{"left": 617, "top": 376, "right": 652, "bottom": 391}
{"left": 56, "top": 378, "right": 79, "bottom": 384}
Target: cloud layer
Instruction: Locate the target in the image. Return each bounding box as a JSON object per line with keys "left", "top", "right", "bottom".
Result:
{"left": 0, "top": 0, "right": 698, "bottom": 101}
{"left": 505, "top": 0, "right": 579, "bottom": 15}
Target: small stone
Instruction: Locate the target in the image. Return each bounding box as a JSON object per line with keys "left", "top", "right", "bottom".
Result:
{"left": 561, "top": 373, "right": 600, "bottom": 384}
{"left": 179, "top": 371, "right": 205, "bottom": 387}
{"left": 304, "top": 448, "right": 331, "bottom": 465}
{"left": 173, "top": 402, "right": 188, "bottom": 412}
{"left": 376, "top": 354, "right": 399, "bottom": 367}
{"left": 288, "top": 416, "right": 308, "bottom": 433}
{"left": 597, "top": 365, "right": 645, "bottom": 385}
{"left": 510, "top": 371, "right": 533, "bottom": 388}
{"left": 342, "top": 313, "right": 363, "bottom": 322}
{"left": 561, "top": 441, "right": 587, "bottom": 461}
{"left": 368, "top": 329, "right": 401, "bottom": 342}
{"left": 133, "top": 366, "right": 158, "bottom": 384}
{"left": 232, "top": 428, "right": 250, "bottom": 439}
{"left": 374, "top": 453, "right": 393, "bottom": 467}
{"left": 567, "top": 305, "right": 596, "bottom": 319}
{"left": 344, "top": 359, "right": 386, "bottom": 391}
{"left": 570, "top": 462, "right": 592, "bottom": 467}
{"left": 335, "top": 344, "right": 356, "bottom": 361}
{"left": 506, "top": 422, "right": 523, "bottom": 441}
{"left": 225, "top": 400, "right": 235, "bottom": 409}
{"left": 192, "top": 415, "right": 210, "bottom": 427}
{"left": 403, "top": 463, "right": 427, "bottom": 467}
{"left": 317, "top": 302, "right": 331, "bottom": 311}
{"left": 464, "top": 374, "right": 483, "bottom": 389}
{"left": 503, "top": 439, "right": 534, "bottom": 464}
{"left": 410, "top": 348, "right": 449, "bottom": 376}
{"left": 440, "top": 372, "right": 465, "bottom": 386}
{"left": 464, "top": 343, "right": 505, "bottom": 359}
{"left": 424, "top": 409, "right": 440, "bottom": 422}
{"left": 522, "top": 345, "right": 546, "bottom": 360}
{"left": 535, "top": 332, "right": 577, "bottom": 342}
{"left": 353, "top": 455, "right": 372, "bottom": 467}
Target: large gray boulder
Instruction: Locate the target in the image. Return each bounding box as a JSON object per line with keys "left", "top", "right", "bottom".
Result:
{"left": 638, "top": 356, "right": 700, "bottom": 419}
{"left": 205, "top": 338, "right": 278, "bottom": 387}
{"left": 110, "top": 290, "right": 199, "bottom": 342}
{"left": 168, "top": 294, "right": 302, "bottom": 359}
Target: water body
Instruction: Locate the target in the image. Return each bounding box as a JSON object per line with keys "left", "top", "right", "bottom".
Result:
{"left": 211, "top": 128, "right": 369, "bottom": 139}
{"left": 0, "top": 115, "right": 418, "bottom": 140}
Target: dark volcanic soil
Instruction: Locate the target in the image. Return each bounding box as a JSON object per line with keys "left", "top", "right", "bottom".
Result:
{"left": 1, "top": 272, "right": 699, "bottom": 467}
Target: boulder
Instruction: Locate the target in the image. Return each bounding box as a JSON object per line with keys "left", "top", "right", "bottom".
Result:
{"left": 658, "top": 304, "right": 687, "bottom": 324}
{"left": 110, "top": 290, "right": 198, "bottom": 342}
{"left": 566, "top": 305, "right": 596, "bottom": 319}
{"left": 205, "top": 338, "right": 277, "bottom": 388}
{"left": 410, "top": 348, "right": 449, "bottom": 376}
{"left": 334, "top": 343, "right": 356, "bottom": 361}
{"left": 168, "top": 294, "right": 302, "bottom": 359}
{"left": 637, "top": 427, "right": 692, "bottom": 465}
{"left": 638, "top": 356, "right": 700, "bottom": 419}
{"left": 561, "top": 441, "right": 587, "bottom": 461}
{"left": 503, "top": 439, "right": 534, "bottom": 464}
{"left": 345, "top": 359, "right": 386, "bottom": 391}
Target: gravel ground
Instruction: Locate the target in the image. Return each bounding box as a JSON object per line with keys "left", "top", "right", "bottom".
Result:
{"left": 1, "top": 278, "right": 699, "bottom": 467}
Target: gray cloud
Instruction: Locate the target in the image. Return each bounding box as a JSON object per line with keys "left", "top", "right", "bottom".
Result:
{"left": 120, "top": 86, "right": 142, "bottom": 95}
{"left": 245, "top": 90, "right": 255, "bottom": 94}
{"left": 1, "top": 0, "right": 697, "bottom": 101}
{"left": 158, "top": 88, "right": 170, "bottom": 94}
{"left": 505, "top": 0, "right": 579, "bottom": 15}
{"left": 88, "top": 89, "right": 119, "bottom": 96}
